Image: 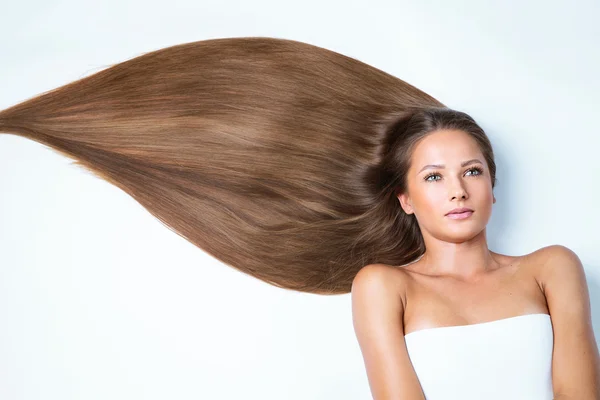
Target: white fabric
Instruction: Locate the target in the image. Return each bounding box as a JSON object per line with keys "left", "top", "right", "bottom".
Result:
{"left": 404, "top": 313, "right": 554, "bottom": 400}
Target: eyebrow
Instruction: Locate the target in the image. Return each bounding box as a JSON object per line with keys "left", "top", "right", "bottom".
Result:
{"left": 417, "top": 159, "right": 483, "bottom": 174}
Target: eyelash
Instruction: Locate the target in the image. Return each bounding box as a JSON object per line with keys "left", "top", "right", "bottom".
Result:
{"left": 424, "top": 167, "right": 484, "bottom": 182}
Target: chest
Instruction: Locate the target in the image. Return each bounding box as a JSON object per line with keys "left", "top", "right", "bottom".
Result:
{"left": 402, "top": 265, "right": 549, "bottom": 335}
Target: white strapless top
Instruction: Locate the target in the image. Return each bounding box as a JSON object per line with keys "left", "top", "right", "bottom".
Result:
{"left": 404, "top": 313, "right": 554, "bottom": 400}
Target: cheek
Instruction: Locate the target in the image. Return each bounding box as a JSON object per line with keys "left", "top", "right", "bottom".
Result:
{"left": 477, "top": 180, "right": 495, "bottom": 201}
{"left": 471, "top": 182, "right": 495, "bottom": 216}
{"left": 414, "top": 185, "right": 447, "bottom": 211}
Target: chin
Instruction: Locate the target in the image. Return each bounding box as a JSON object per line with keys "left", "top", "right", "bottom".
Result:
{"left": 441, "top": 225, "right": 486, "bottom": 243}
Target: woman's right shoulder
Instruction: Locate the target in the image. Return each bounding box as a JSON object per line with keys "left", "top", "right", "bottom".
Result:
{"left": 351, "top": 263, "right": 409, "bottom": 311}
{"left": 350, "top": 264, "right": 426, "bottom": 399}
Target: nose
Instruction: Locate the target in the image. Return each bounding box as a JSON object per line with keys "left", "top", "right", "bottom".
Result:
{"left": 450, "top": 180, "right": 468, "bottom": 201}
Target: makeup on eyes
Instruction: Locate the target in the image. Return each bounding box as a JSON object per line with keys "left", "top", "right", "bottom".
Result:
{"left": 423, "top": 166, "right": 484, "bottom": 182}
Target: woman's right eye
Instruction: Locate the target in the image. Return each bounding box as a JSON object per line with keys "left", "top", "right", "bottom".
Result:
{"left": 424, "top": 173, "right": 441, "bottom": 182}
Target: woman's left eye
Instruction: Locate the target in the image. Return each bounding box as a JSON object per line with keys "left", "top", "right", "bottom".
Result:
{"left": 465, "top": 167, "right": 483, "bottom": 176}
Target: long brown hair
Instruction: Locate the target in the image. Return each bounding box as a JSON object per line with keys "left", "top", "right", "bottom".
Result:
{"left": 0, "top": 37, "right": 496, "bottom": 294}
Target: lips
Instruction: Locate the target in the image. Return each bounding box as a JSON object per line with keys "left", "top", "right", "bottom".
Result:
{"left": 446, "top": 207, "right": 474, "bottom": 216}
{"left": 445, "top": 208, "right": 474, "bottom": 220}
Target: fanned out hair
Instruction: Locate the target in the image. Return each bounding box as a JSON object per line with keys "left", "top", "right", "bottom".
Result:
{"left": 0, "top": 37, "right": 496, "bottom": 294}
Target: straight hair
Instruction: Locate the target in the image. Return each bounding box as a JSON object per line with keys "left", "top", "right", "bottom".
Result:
{"left": 0, "top": 37, "right": 496, "bottom": 294}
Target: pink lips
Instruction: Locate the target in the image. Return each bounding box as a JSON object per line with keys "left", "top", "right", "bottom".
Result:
{"left": 446, "top": 207, "right": 474, "bottom": 220}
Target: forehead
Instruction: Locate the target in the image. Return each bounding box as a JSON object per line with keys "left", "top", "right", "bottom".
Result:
{"left": 411, "top": 129, "right": 481, "bottom": 164}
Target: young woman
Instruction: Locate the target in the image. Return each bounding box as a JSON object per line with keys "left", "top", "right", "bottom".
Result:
{"left": 351, "top": 126, "right": 600, "bottom": 399}
{"left": 0, "top": 37, "right": 598, "bottom": 399}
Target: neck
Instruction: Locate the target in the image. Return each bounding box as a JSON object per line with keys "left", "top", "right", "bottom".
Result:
{"left": 419, "top": 229, "right": 496, "bottom": 281}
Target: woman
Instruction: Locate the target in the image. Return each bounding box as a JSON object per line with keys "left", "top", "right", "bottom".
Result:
{"left": 351, "top": 126, "right": 600, "bottom": 398}
{"left": 0, "top": 37, "right": 598, "bottom": 398}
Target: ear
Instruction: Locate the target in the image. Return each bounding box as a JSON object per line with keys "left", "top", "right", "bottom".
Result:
{"left": 397, "top": 192, "right": 414, "bottom": 215}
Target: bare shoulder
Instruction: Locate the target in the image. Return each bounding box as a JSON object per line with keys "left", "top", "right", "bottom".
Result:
{"left": 350, "top": 264, "right": 425, "bottom": 399}
{"left": 528, "top": 243, "right": 580, "bottom": 263}
{"left": 528, "top": 245, "right": 600, "bottom": 397}
{"left": 507, "top": 244, "right": 579, "bottom": 275}
{"left": 352, "top": 263, "right": 409, "bottom": 283}
{"left": 351, "top": 263, "right": 408, "bottom": 309}
{"left": 525, "top": 244, "right": 584, "bottom": 290}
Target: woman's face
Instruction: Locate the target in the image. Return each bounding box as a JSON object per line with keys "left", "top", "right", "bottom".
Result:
{"left": 397, "top": 129, "right": 495, "bottom": 243}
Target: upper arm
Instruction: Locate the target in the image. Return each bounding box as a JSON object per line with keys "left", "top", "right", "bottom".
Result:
{"left": 351, "top": 264, "right": 425, "bottom": 400}
{"left": 538, "top": 245, "right": 600, "bottom": 399}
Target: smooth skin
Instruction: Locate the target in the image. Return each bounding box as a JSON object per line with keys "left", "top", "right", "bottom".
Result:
{"left": 351, "top": 129, "right": 600, "bottom": 399}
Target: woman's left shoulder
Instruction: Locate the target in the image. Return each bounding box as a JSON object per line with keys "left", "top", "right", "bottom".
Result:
{"left": 527, "top": 244, "right": 585, "bottom": 292}
{"left": 530, "top": 244, "right": 582, "bottom": 268}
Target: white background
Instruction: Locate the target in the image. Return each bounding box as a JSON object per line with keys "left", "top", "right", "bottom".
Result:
{"left": 1, "top": 1, "right": 599, "bottom": 399}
